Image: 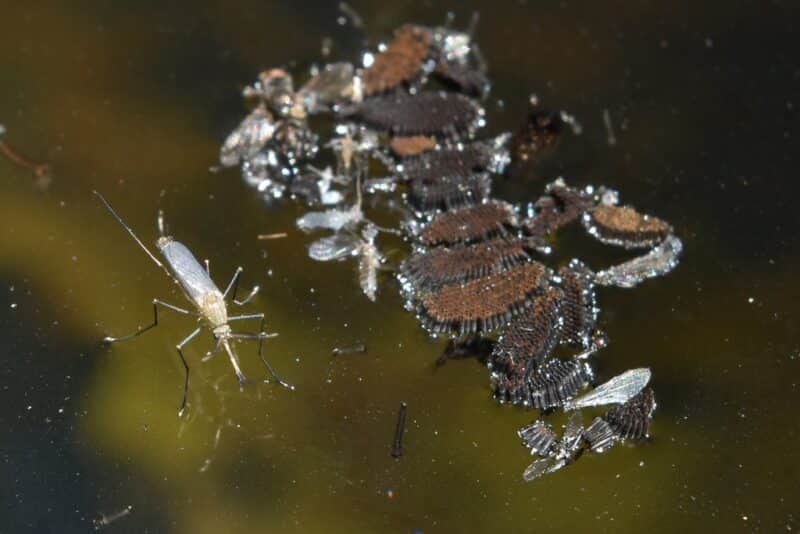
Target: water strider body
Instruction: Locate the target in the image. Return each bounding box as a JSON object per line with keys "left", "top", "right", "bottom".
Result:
{"left": 94, "top": 191, "right": 293, "bottom": 416}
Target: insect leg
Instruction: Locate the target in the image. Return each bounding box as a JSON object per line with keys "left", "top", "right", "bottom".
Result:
{"left": 254, "top": 315, "right": 295, "bottom": 390}
{"left": 222, "top": 267, "right": 243, "bottom": 300}
{"left": 233, "top": 285, "right": 260, "bottom": 306}
{"left": 103, "top": 299, "right": 194, "bottom": 343}
{"left": 228, "top": 313, "right": 265, "bottom": 322}
{"left": 176, "top": 326, "right": 202, "bottom": 417}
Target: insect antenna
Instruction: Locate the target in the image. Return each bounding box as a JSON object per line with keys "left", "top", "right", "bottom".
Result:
{"left": 93, "top": 191, "right": 171, "bottom": 278}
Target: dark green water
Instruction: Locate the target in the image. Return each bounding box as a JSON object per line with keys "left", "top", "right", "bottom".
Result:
{"left": 1, "top": 1, "right": 798, "bottom": 532}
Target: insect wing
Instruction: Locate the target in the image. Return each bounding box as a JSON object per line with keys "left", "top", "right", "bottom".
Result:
{"left": 296, "top": 206, "right": 361, "bottom": 233}
{"left": 564, "top": 368, "right": 652, "bottom": 411}
{"left": 522, "top": 458, "right": 552, "bottom": 482}
{"left": 220, "top": 105, "right": 276, "bottom": 167}
{"left": 358, "top": 249, "right": 379, "bottom": 301}
{"left": 562, "top": 411, "right": 584, "bottom": 450}
{"left": 308, "top": 233, "right": 361, "bottom": 262}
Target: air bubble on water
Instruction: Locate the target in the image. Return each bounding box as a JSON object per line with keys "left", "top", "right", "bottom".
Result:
{"left": 10, "top": 303, "right": 17, "bottom": 309}
{"left": 747, "top": 297, "right": 754, "bottom": 304}
{"left": 362, "top": 52, "right": 375, "bottom": 68}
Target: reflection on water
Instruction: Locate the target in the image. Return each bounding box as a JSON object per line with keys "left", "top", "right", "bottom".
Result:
{"left": 1, "top": 1, "right": 799, "bottom": 532}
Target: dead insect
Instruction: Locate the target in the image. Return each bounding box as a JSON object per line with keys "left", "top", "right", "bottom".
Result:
{"left": 405, "top": 172, "right": 492, "bottom": 213}
{"left": 564, "top": 368, "right": 651, "bottom": 411}
{"left": 307, "top": 223, "right": 385, "bottom": 301}
{"left": 362, "top": 24, "right": 434, "bottom": 96}
{"left": 489, "top": 287, "right": 564, "bottom": 406}
{"left": 413, "top": 200, "right": 519, "bottom": 247}
{"left": 521, "top": 411, "right": 586, "bottom": 482}
{"left": 398, "top": 236, "right": 537, "bottom": 297}
{"left": 94, "top": 192, "right": 293, "bottom": 416}
{"left": 391, "top": 402, "right": 409, "bottom": 458}
{"left": 582, "top": 205, "right": 673, "bottom": 249}
{"left": 341, "top": 91, "right": 484, "bottom": 138}
{"left": 556, "top": 259, "right": 598, "bottom": 349}
{"left": 593, "top": 234, "right": 683, "bottom": 288}
{"left": 416, "top": 261, "right": 551, "bottom": 337}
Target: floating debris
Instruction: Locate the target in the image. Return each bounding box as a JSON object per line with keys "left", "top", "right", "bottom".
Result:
{"left": 603, "top": 108, "right": 617, "bottom": 146}
{"left": 416, "top": 201, "right": 518, "bottom": 246}
{"left": 389, "top": 135, "right": 438, "bottom": 158}
{"left": 510, "top": 107, "right": 567, "bottom": 166}
{"left": 564, "top": 368, "right": 651, "bottom": 411}
{"left": 363, "top": 24, "right": 433, "bottom": 96}
{"left": 391, "top": 402, "right": 408, "bottom": 458}
{"left": 434, "top": 59, "right": 491, "bottom": 98}
{"left": 342, "top": 91, "right": 484, "bottom": 137}
{"left": 257, "top": 232, "right": 288, "bottom": 240}
{"left": 557, "top": 259, "right": 598, "bottom": 349}
{"left": 490, "top": 287, "right": 563, "bottom": 405}
{"left": 93, "top": 505, "right": 132, "bottom": 530}
{"left": 594, "top": 234, "right": 683, "bottom": 288}
{"left": 0, "top": 124, "right": 51, "bottom": 188}
{"left": 398, "top": 236, "right": 535, "bottom": 295}
{"left": 583, "top": 205, "right": 673, "bottom": 249}
{"left": 417, "top": 261, "right": 550, "bottom": 336}
{"left": 331, "top": 343, "right": 367, "bottom": 355}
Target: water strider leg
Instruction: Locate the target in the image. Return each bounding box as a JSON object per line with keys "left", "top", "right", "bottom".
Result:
{"left": 254, "top": 315, "right": 294, "bottom": 390}
{"left": 222, "top": 267, "right": 243, "bottom": 300}
{"left": 233, "top": 285, "right": 260, "bottom": 306}
{"left": 103, "top": 299, "right": 194, "bottom": 343}
{"left": 176, "top": 326, "right": 202, "bottom": 417}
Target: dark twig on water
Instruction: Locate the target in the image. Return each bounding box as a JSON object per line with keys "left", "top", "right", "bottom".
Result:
{"left": 391, "top": 402, "right": 408, "bottom": 458}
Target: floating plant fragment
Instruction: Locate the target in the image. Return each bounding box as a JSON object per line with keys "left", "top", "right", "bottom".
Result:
{"left": 417, "top": 261, "right": 550, "bottom": 336}
{"left": 594, "top": 234, "right": 683, "bottom": 288}
{"left": 398, "top": 236, "right": 535, "bottom": 295}
{"left": 557, "top": 259, "right": 598, "bottom": 349}
{"left": 342, "top": 91, "right": 484, "bottom": 137}
{"left": 416, "top": 200, "right": 518, "bottom": 247}
{"left": 406, "top": 172, "right": 492, "bottom": 213}
{"left": 389, "top": 135, "right": 437, "bottom": 158}
{"left": 362, "top": 24, "right": 434, "bottom": 96}
{"left": 220, "top": 104, "right": 276, "bottom": 167}
{"left": 490, "top": 287, "right": 563, "bottom": 405}
{"left": 563, "top": 368, "right": 651, "bottom": 411}
{"left": 583, "top": 205, "right": 673, "bottom": 249}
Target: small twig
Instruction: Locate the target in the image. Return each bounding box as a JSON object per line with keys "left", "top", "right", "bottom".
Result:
{"left": 257, "top": 232, "right": 288, "bottom": 240}
{"left": 331, "top": 343, "right": 366, "bottom": 356}
{"left": 93, "top": 505, "right": 132, "bottom": 529}
{"left": 603, "top": 109, "right": 617, "bottom": 146}
{"left": 0, "top": 138, "right": 51, "bottom": 182}
{"left": 391, "top": 402, "right": 408, "bottom": 459}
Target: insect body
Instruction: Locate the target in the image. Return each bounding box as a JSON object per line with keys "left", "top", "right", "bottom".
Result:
{"left": 94, "top": 192, "right": 293, "bottom": 416}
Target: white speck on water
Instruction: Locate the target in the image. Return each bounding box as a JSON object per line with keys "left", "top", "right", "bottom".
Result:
{"left": 747, "top": 297, "right": 755, "bottom": 304}
{"left": 10, "top": 303, "right": 17, "bottom": 309}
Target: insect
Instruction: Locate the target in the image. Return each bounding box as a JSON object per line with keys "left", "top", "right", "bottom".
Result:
{"left": 307, "top": 223, "right": 385, "bottom": 301}
{"left": 94, "top": 191, "right": 293, "bottom": 416}
{"left": 563, "top": 367, "right": 651, "bottom": 411}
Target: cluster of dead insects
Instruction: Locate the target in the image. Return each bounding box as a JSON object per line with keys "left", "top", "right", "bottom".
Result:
{"left": 220, "top": 17, "right": 683, "bottom": 481}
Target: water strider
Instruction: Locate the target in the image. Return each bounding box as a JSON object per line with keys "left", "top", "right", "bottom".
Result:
{"left": 94, "top": 191, "right": 293, "bottom": 416}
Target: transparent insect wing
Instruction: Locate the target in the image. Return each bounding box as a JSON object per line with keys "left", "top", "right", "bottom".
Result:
{"left": 296, "top": 205, "right": 361, "bottom": 233}
{"left": 298, "top": 62, "right": 356, "bottom": 112}
{"left": 522, "top": 458, "right": 553, "bottom": 482}
{"left": 220, "top": 105, "right": 276, "bottom": 167}
{"left": 562, "top": 411, "right": 585, "bottom": 449}
{"left": 307, "top": 233, "right": 361, "bottom": 262}
{"left": 564, "top": 368, "right": 652, "bottom": 411}
{"left": 358, "top": 251, "right": 379, "bottom": 301}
